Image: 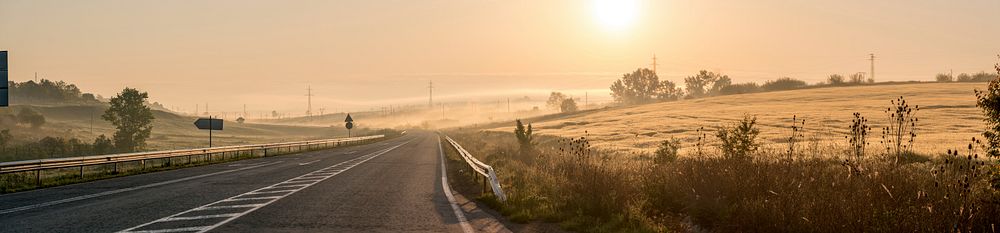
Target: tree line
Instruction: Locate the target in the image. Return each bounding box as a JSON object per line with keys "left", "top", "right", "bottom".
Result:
{"left": 610, "top": 68, "right": 825, "bottom": 104}
{"left": 7, "top": 79, "right": 102, "bottom": 104}
{"left": 935, "top": 71, "right": 999, "bottom": 82}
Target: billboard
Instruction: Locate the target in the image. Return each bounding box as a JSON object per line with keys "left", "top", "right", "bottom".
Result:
{"left": 1, "top": 51, "right": 7, "bottom": 107}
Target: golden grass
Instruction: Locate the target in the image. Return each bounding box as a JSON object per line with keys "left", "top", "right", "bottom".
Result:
{"left": 492, "top": 83, "right": 987, "bottom": 156}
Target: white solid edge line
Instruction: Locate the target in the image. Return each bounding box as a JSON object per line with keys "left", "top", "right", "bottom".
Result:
{"left": 438, "top": 136, "right": 476, "bottom": 233}
{"left": 0, "top": 161, "right": 282, "bottom": 215}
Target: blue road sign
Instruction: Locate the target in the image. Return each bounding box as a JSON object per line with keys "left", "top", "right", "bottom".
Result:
{"left": 1, "top": 51, "right": 7, "bottom": 107}
{"left": 194, "top": 118, "right": 223, "bottom": 130}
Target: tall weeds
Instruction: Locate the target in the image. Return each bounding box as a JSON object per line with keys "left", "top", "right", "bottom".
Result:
{"left": 444, "top": 95, "right": 1000, "bottom": 232}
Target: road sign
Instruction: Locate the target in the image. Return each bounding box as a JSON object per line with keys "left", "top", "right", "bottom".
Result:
{"left": 344, "top": 114, "right": 354, "bottom": 137}
{"left": 1, "top": 51, "right": 8, "bottom": 107}
{"left": 194, "top": 118, "right": 223, "bottom": 130}
{"left": 194, "top": 117, "right": 223, "bottom": 147}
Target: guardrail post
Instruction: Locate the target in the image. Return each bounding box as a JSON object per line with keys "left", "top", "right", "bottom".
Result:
{"left": 36, "top": 169, "right": 41, "bottom": 187}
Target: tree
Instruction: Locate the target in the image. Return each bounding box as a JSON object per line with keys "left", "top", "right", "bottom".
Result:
{"left": 709, "top": 75, "right": 732, "bottom": 95}
{"left": 560, "top": 98, "right": 578, "bottom": 113}
{"left": 935, "top": 73, "right": 954, "bottom": 82}
{"left": 17, "top": 108, "right": 46, "bottom": 128}
{"left": 828, "top": 74, "right": 845, "bottom": 85}
{"left": 956, "top": 73, "right": 975, "bottom": 82}
{"left": 93, "top": 134, "right": 114, "bottom": 155}
{"left": 656, "top": 80, "right": 684, "bottom": 100}
{"left": 236, "top": 117, "right": 246, "bottom": 124}
{"left": 684, "top": 70, "right": 727, "bottom": 98}
{"left": 972, "top": 71, "right": 999, "bottom": 82}
{"left": 102, "top": 87, "right": 155, "bottom": 152}
{"left": 547, "top": 92, "right": 568, "bottom": 110}
{"left": 610, "top": 68, "right": 661, "bottom": 104}
{"left": 849, "top": 73, "right": 867, "bottom": 84}
{"left": 271, "top": 110, "right": 279, "bottom": 118}
{"left": 514, "top": 119, "right": 534, "bottom": 153}
{"left": 975, "top": 61, "right": 1000, "bottom": 157}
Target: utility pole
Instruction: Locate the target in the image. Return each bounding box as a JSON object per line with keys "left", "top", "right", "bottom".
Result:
{"left": 428, "top": 81, "right": 434, "bottom": 109}
{"left": 651, "top": 54, "right": 659, "bottom": 74}
{"left": 507, "top": 98, "right": 510, "bottom": 113}
{"left": 306, "top": 86, "right": 313, "bottom": 117}
{"left": 243, "top": 104, "right": 247, "bottom": 117}
{"left": 869, "top": 53, "right": 876, "bottom": 82}
{"left": 585, "top": 92, "right": 589, "bottom": 108}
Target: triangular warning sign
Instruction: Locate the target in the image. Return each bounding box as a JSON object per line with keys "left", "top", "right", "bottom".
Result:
{"left": 344, "top": 114, "right": 354, "bottom": 122}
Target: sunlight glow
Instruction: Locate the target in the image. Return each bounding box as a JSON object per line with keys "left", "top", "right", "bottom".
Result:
{"left": 592, "top": 0, "right": 639, "bottom": 31}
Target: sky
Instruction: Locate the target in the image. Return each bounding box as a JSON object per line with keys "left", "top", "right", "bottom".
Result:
{"left": 1, "top": 0, "right": 998, "bottom": 114}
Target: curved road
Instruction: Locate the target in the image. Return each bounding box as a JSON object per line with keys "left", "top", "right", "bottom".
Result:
{"left": 0, "top": 132, "right": 483, "bottom": 232}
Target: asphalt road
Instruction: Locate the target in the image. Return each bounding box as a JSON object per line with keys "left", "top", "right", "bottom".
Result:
{"left": 0, "top": 132, "right": 477, "bottom": 233}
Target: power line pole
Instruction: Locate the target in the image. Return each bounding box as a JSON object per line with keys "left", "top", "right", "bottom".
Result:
{"left": 869, "top": 53, "right": 876, "bottom": 82}
{"left": 306, "top": 86, "right": 313, "bottom": 117}
{"left": 651, "top": 54, "right": 659, "bottom": 74}
{"left": 428, "top": 81, "right": 434, "bottom": 109}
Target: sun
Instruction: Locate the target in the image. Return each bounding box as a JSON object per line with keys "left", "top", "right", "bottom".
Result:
{"left": 591, "top": 0, "right": 639, "bottom": 31}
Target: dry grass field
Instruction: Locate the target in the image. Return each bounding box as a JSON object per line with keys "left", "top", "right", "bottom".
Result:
{"left": 495, "top": 82, "right": 987, "bottom": 156}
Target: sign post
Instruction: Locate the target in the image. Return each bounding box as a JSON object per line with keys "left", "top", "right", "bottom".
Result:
{"left": 194, "top": 117, "right": 224, "bottom": 147}
{"left": 344, "top": 114, "right": 354, "bottom": 138}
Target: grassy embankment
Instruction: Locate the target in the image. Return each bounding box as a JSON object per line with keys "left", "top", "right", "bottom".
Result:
{"left": 444, "top": 83, "right": 1000, "bottom": 232}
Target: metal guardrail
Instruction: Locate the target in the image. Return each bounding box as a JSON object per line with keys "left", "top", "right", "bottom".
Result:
{"left": 444, "top": 135, "right": 507, "bottom": 202}
{"left": 0, "top": 135, "right": 384, "bottom": 175}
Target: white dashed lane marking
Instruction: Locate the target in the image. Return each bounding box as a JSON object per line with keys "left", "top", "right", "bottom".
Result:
{"left": 118, "top": 141, "right": 411, "bottom": 233}
{"left": 0, "top": 161, "right": 282, "bottom": 215}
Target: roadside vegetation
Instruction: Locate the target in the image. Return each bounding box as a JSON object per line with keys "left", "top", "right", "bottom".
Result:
{"left": 0, "top": 129, "right": 403, "bottom": 193}
{"left": 443, "top": 63, "right": 1000, "bottom": 232}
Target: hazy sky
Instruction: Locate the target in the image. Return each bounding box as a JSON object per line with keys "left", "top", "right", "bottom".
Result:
{"left": 2, "top": 0, "right": 998, "bottom": 114}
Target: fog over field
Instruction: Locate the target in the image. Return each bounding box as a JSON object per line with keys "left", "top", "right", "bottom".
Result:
{"left": 2, "top": 1, "right": 998, "bottom": 115}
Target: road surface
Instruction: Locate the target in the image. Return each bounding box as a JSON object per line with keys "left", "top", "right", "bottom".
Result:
{"left": 0, "top": 132, "right": 490, "bottom": 232}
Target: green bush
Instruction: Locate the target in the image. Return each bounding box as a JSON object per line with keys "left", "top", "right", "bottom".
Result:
{"left": 715, "top": 114, "right": 760, "bottom": 160}
{"left": 653, "top": 138, "right": 680, "bottom": 164}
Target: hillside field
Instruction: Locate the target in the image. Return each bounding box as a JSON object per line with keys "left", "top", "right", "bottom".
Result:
{"left": 491, "top": 82, "right": 989, "bottom": 156}
{"left": 0, "top": 104, "right": 368, "bottom": 162}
